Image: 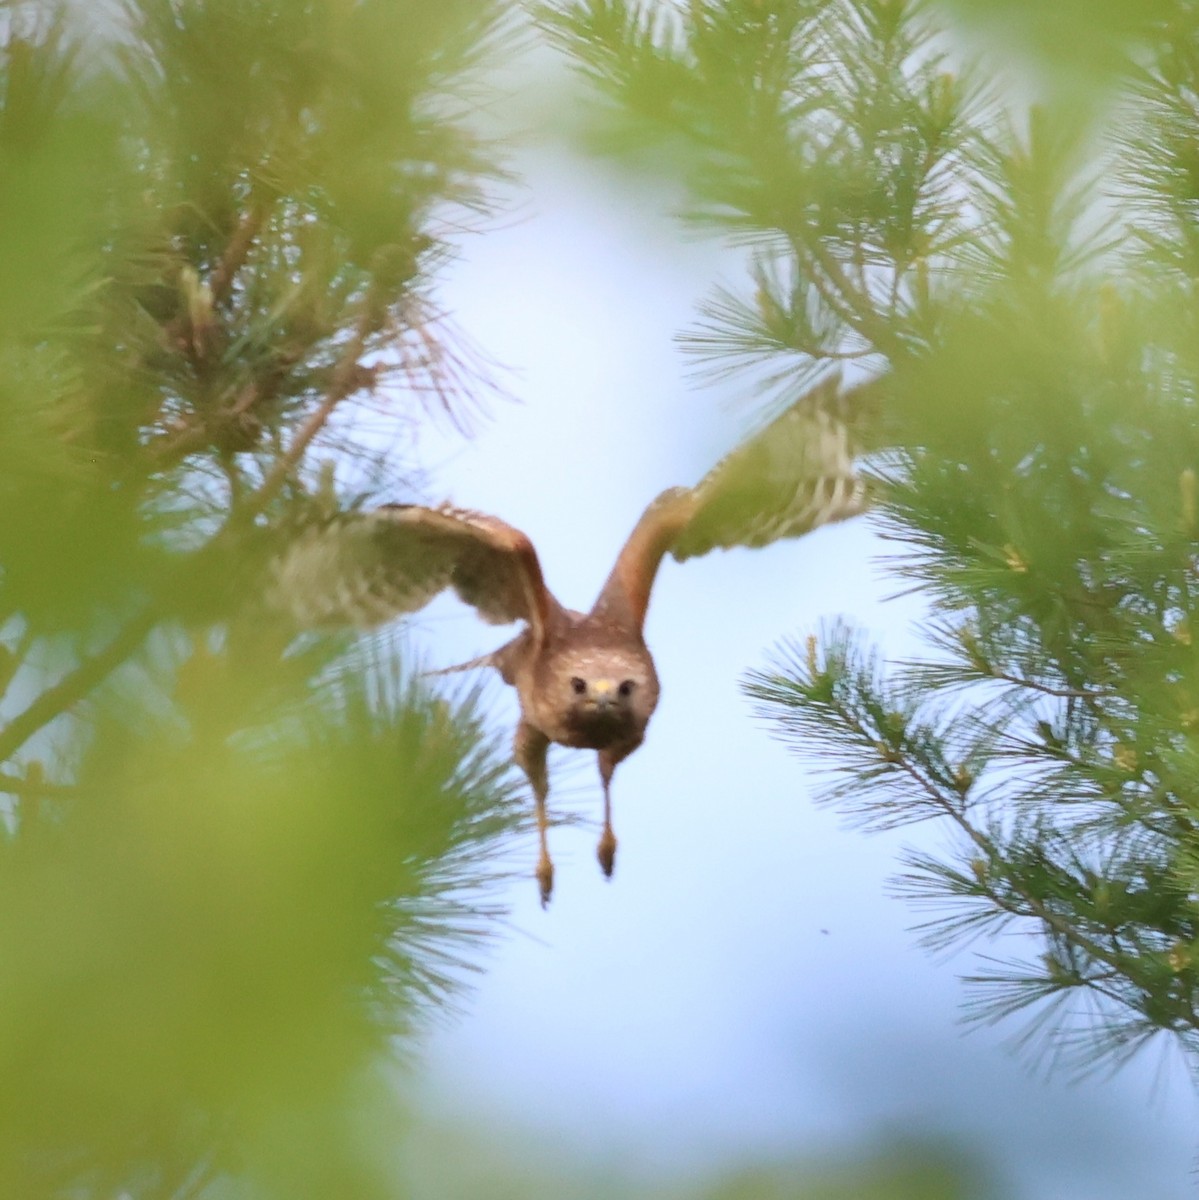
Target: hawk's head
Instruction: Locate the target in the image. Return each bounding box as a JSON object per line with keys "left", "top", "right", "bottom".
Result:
{"left": 541, "top": 645, "right": 659, "bottom": 751}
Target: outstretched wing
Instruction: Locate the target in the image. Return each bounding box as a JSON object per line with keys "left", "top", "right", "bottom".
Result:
{"left": 268, "top": 503, "right": 556, "bottom": 642}
{"left": 671, "top": 373, "right": 875, "bottom": 560}
{"left": 595, "top": 373, "right": 879, "bottom": 630}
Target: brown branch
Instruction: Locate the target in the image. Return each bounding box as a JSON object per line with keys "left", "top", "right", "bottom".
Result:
{"left": 794, "top": 342, "right": 878, "bottom": 363}
{"left": 210, "top": 205, "right": 266, "bottom": 306}
{"left": 988, "top": 669, "right": 1101, "bottom": 700}
{"left": 146, "top": 342, "right": 311, "bottom": 468}
{"left": 146, "top": 421, "right": 212, "bottom": 465}
{"left": 237, "top": 300, "right": 383, "bottom": 521}
{"left": 802, "top": 238, "right": 905, "bottom": 359}
{"left": 0, "top": 612, "right": 158, "bottom": 767}
{"left": 0, "top": 770, "right": 74, "bottom": 798}
{"left": 0, "top": 626, "right": 34, "bottom": 706}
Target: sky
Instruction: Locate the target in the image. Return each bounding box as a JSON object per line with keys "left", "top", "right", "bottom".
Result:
{"left": 388, "top": 93, "right": 1199, "bottom": 1199}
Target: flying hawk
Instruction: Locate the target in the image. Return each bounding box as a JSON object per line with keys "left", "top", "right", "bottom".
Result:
{"left": 270, "top": 374, "right": 877, "bottom": 904}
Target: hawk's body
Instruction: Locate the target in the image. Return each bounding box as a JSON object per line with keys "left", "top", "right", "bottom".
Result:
{"left": 270, "top": 375, "right": 877, "bottom": 902}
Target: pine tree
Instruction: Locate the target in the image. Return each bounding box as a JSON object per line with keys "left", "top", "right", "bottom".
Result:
{"left": 545, "top": 0, "right": 1199, "bottom": 1073}
{"left": 0, "top": 3, "right": 526, "bottom": 1196}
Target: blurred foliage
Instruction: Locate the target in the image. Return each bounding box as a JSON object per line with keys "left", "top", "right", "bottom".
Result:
{"left": 0, "top": 0, "right": 528, "bottom": 1196}
{"left": 937, "top": 0, "right": 1180, "bottom": 86}
{"left": 0, "top": 0, "right": 510, "bottom": 638}
{"left": 8, "top": 0, "right": 1199, "bottom": 1191}
{"left": 0, "top": 642, "right": 527, "bottom": 1199}
{"left": 544, "top": 0, "right": 1199, "bottom": 1075}
{"left": 542, "top": 0, "right": 981, "bottom": 402}
{"left": 399, "top": 1118, "right": 1000, "bottom": 1200}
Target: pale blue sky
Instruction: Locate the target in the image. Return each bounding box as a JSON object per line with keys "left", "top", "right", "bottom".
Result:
{"left": 395, "top": 120, "right": 1199, "bottom": 1198}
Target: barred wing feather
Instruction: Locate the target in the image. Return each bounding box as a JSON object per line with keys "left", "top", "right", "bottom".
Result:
{"left": 269, "top": 503, "right": 553, "bottom": 637}
{"left": 671, "top": 373, "right": 875, "bottom": 562}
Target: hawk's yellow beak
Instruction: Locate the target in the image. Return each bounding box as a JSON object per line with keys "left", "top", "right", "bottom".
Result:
{"left": 591, "top": 678, "right": 616, "bottom": 697}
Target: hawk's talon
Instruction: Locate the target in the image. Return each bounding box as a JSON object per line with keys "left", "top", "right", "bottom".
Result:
{"left": 536, "top": 855, "right": 554, "bottom": 907}
{"left": 597, "top": 828, "right": 617, "bottom": 879}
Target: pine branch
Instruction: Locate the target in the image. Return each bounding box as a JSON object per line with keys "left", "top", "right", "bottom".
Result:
{"left": 0, "top": 611, "right": 157, "bottom": 766}
{"left": 239, "top": 297, "right": 382, "bottom": 521}
{"left": 0, "top": 769, "right": 73, "bottom": 798}
{"left": 208, "top": 203, "right": 267, "bottom": 306}
{"left": 801, "top": 237, "right": 906, "bottom": 359}
{"left": 749, "top": 619, "right": 1199, "bottom": 1047}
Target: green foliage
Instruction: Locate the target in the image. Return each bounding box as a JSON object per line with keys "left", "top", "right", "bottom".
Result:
{"left": 542, "top": 0, "right": 984, "bottom": 399}
{"left": 548, "top": 0, "right": 1199, "bottom": 1074}
{"left": 0, "top": 0, "right": 509, "bottom": 636}
{"left": 0, "top": 642, "right": 525, "bottom": 1199}
{"left": 400, "top": 1117, "right": 996, "bottom": 1199}
{"left": 938, "top": 0, "right": 1179, "bottom": 85}
{"left": 0, "top": 1, "right": 524, "bottom": 1195}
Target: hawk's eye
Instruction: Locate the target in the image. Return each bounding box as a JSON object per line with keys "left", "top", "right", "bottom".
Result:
{"left": 618, "top": 679, "right": 635, "bottom": 697}
{"left": 570, "top": 676, "right": 587, "bottom": 695}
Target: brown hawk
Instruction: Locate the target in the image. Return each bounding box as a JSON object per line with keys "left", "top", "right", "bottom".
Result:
{"left": 271, "top": 374, "right": 877, "bottom": 904}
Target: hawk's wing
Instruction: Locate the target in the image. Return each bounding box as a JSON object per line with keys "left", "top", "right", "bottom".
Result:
{"left": 595, "top": 373, "right": 879, "bottom": 630}
{"left": 269, "top": 503, "right": 556, "bottom": 642}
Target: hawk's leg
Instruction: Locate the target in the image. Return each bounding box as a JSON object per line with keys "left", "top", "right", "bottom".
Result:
{"left": 515, "top": 721, "right": 553, "bottom": 906}
{"left": 596, "top": 751, "right": 618, "bottom": 879}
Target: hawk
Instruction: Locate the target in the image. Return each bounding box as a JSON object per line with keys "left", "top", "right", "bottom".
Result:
{"left": 271, "top": 374, "right": 877, "bottom": 904}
